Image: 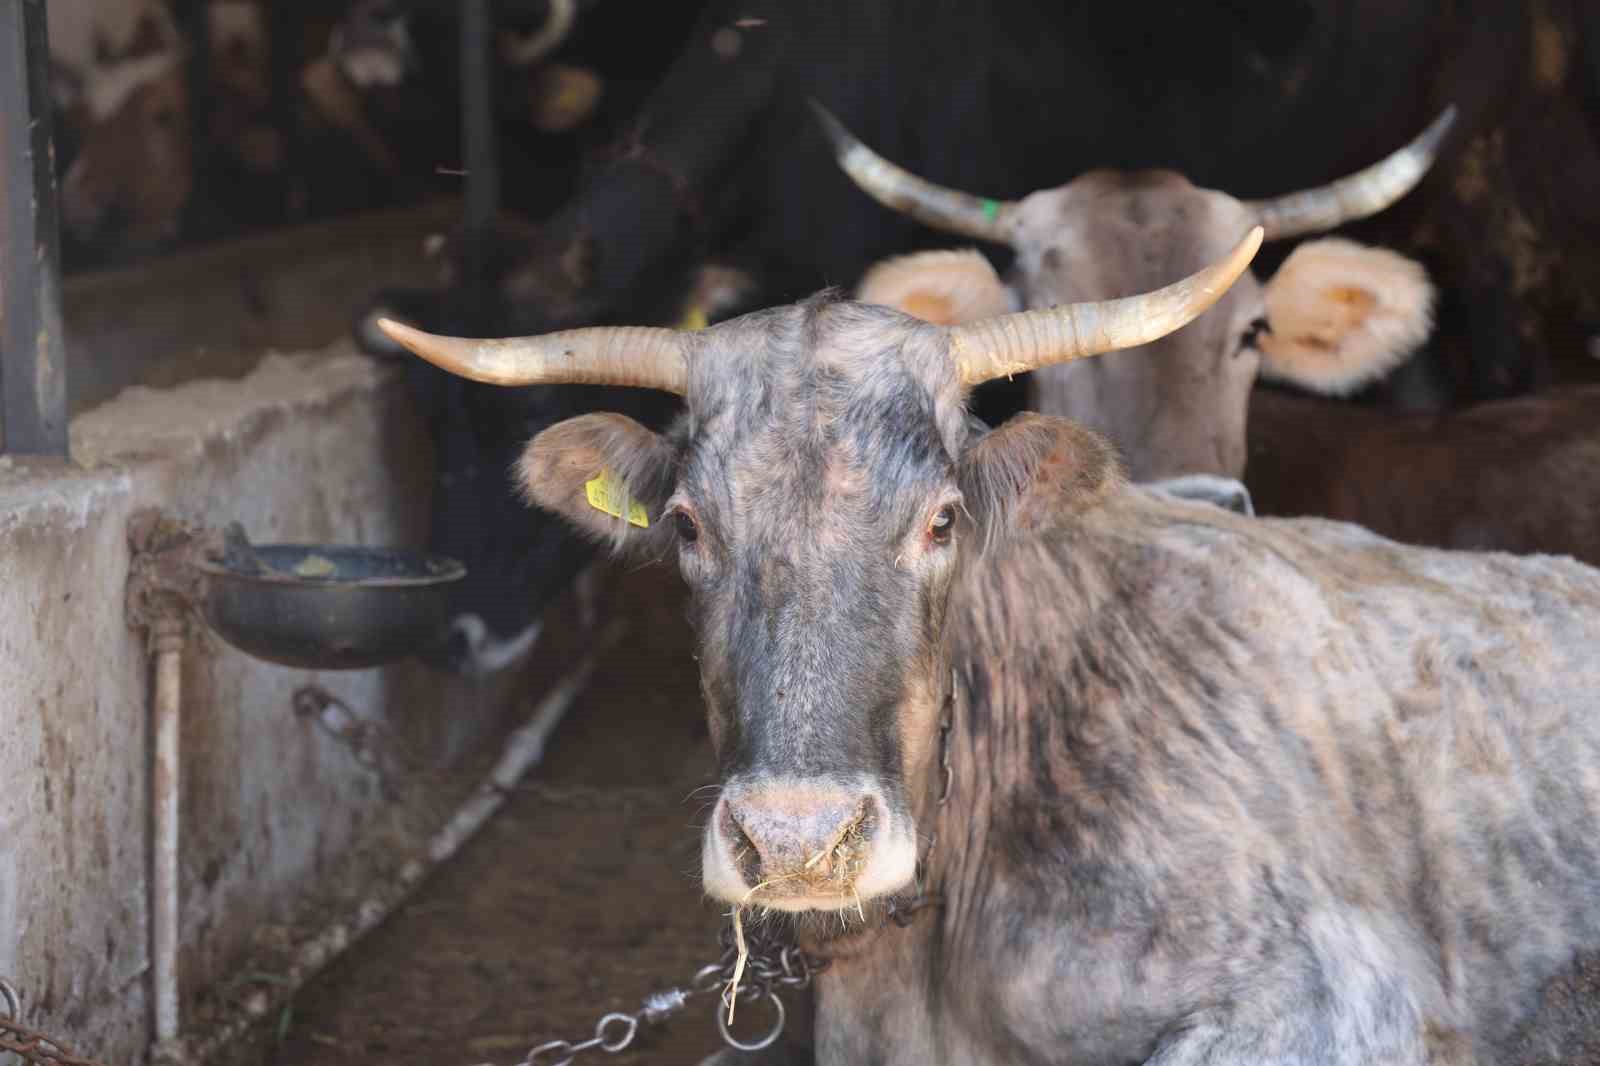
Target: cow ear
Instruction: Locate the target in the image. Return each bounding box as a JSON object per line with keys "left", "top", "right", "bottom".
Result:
{"left": 957, "top": 413, "right": 1124, "bottom": 544}
{"left": 518, "top": 413, "right": 679, "bottom": 561}
{"left": 856, "top": 249, "right": 1015, "bottom": 325}
{"left": 1257, "top": 237, "right": 1434, "bottom": 395}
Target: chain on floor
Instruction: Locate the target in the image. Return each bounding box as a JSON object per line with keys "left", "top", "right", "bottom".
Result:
{"left": 0, "top": 980, "right": 109, "bottom": 1066}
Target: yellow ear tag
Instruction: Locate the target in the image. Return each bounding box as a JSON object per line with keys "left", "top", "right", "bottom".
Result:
{"left": 677, "top": 305, "right": 709, "bottom": 331}
{"left": 585, "top": 469, "right": 649, "bottom": 529}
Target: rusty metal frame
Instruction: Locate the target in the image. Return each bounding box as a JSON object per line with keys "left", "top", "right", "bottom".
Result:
{"left": 0, "top": 0, "right": 68, "bottom": 456}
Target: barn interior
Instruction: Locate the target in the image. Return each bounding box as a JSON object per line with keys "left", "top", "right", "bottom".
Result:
{"left": 5, "top": 1, "right": 1600, "bottom": 1064}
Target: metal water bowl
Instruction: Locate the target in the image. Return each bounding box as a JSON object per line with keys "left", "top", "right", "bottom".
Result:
{"left": 196, "top": 544, "right": 466, "bottom": 670}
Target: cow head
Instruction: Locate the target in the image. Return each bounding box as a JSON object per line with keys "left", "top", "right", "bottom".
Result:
{"left": 374, "top": 229, "right": 1261, "bottom": 918}
{"left": 56, "top": 3, "right": 189, "bottom": 252}
{"left": 826, "top": 105, "right": 1452, "bottom": 482}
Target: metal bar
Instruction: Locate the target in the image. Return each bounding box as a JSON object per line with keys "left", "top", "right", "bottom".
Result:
{"left": 174, "top": 0, "right": 209, "bottom": 239}
{"left": 267, "top": 0, "right": 303, "bottom": 223}
{"left": 0, "top": 0, "right": 68, "bottom": 456}
{"left": 460, "top": 0, "right": 500, "bottom": 296}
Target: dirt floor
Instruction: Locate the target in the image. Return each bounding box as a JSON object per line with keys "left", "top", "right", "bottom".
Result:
{"left": 257, "top": 562, "right": 1600, "bottom": 1066}
{"left": 271, "top": 564, "right": 746, "bottom": 1066}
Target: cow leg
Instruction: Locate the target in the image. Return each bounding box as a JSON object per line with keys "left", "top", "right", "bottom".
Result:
{"left": 1141, "top": 1013, "right": 1479, "bottom": 1066}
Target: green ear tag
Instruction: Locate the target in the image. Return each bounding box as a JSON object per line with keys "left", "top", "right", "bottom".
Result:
{"left": 585, "top": 469, "right": 649, "bottom": 529}
{"left": 981, "top": 199, "right": 1000, "bottom": 222}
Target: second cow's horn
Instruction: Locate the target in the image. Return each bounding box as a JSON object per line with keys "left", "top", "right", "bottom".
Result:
{"left": 811, "top": 101, "right": 1017, "bottom": 245}
{"left": 1246, "top": 106, "right": 1457, "bottom": 241}
{"left": 949, "top": 226, "right": 1264, "bottom": 387}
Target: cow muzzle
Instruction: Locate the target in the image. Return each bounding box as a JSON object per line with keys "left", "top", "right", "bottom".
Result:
{"left": 703, "top": 779, "right": 919, "bottom": 911}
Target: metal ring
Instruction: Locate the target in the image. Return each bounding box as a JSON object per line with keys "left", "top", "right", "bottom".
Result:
{"left": 716, "top": 988, "right": 786, "bottom": 1052}
{"left": 595, "top": 1012, "right": 637, "bottom": 1053}
{"left": 0, "top": 978, "right": 19, "bottom": 1020}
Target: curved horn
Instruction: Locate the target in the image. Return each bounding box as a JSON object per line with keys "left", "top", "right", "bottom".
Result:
{"left": 500, "top": 0, "right": 576, "bottom": 66}
{"left": 950, "top": 227, "right": 1264, "bottom": 387}
{"left": 375, "top": 320, "right": 690, "bottom": 394}
{"left": 811, "top": 101, "right": 1017, "bottom": 244}
{"left": 1247, "top": 106, "right": 1457, "bottom": 241}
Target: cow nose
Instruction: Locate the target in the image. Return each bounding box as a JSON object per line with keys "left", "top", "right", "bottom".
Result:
{"left": 720, "top": 785, "right": 876, "bottom": 892}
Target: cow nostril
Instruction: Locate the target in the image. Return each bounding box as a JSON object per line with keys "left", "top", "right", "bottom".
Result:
{"left": 720, "top": 804, "right": 763, "bottom": 886}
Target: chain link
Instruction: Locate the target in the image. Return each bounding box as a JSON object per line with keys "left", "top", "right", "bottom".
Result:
{"left": 0, "top": 980, "right": 109, "bottom": 1066}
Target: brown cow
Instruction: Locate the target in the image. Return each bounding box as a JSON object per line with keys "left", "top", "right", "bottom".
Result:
{"left": 50, "top": 0, "right": 273, "bottom": 255}
{"left": 825, "top": 104, "right": 1448, "bottom": 485}
{"left": 377, "top": 230, "right": 1600, "bottom": 1066}
{"left": 1245, "top": 383, "right": 1600, "bottom": 566}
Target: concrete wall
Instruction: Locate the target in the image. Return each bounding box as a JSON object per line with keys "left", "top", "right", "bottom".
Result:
{"left": 0, "top": 344, "right": 529, "bottom": 1063}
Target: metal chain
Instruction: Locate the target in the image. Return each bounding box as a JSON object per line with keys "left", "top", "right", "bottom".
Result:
{"left": 0, "top": 980, "right": 109, "bottom": 1066}
{"left": 291, "top": 684, "right": 436, "bottom": 798}
{"left": 474, "top": 919, "right": 823, "bottom": 1066}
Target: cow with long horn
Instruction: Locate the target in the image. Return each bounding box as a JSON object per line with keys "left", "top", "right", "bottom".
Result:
{"left": 378, "top": 228, "right": 1600, "bottom": 1065}
{"left": 825, "top": 102, "right": 1456, "bottom": 485}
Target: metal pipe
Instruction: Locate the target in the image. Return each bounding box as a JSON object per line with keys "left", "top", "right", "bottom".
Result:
{"left": 0, "top": 0, "right": 68, "bottom": 456}
{"left": 151, "top": 620, "right": 187, "bottom": 1050}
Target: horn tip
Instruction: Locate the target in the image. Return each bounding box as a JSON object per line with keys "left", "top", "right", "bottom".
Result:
{"left": 374, "top": 317, "right": 454, "bottom": 367}
{"left": 374, "top": 317, "right": 424, "bottom": 348}
{"left": 808, "top": 98, "right": 855, "bottom": 153}
{"left": 1230, "top": 226, "right": 1265, "bottom": 272}
{"left": 1420, "top": 105, "right": 1458, "bottom": 153}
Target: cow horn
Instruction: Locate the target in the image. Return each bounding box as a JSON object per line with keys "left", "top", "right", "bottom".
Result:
{"left": 811, "top": 101, "right": 1017, "bottom": 244}
{"left": 1246, "top": 106, "right": 1457, "bottom": 241}
{"left": 374, "top": 319, "right": 690, "bottom": 394}
{"left": 949, "top": 226, "right": 1264, "bottom": 387}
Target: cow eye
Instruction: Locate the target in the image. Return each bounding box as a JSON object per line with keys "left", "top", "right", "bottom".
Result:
{"left": 928, "top": 505, "right": 955, "bottom": 546}
{"left": 674, "top": 509, "right": 699, "bottom": 544}
{"left": 1241, "top": 316, "right": 1271, "bottom": 351}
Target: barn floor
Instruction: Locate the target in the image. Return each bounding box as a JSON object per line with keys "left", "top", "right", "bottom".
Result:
{"left": 270, "top": 564, "right": 737, "bottom": 1066}
{"left": 258, "top": 564, "right": 1600, "bottom": 1066}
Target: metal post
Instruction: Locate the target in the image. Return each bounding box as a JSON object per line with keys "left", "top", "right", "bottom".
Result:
{"left": 0, "top": 0, "right": 68, "bottom": 456}
{"left": 174, "top": 0, "right": 210, "bottom": 239}
{"left": 460, "top": 0, "right": 500, "bottom": 297}
{"left": 268, "top": 0, "right": 303, "bottom": 222}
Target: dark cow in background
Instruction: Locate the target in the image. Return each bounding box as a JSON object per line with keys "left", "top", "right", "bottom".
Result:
{"left": 834, "top": 106, "right": 1448, "bottom": 483}
{"left": 375, "top": 234, "right": 1600, "bottom": 1065}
